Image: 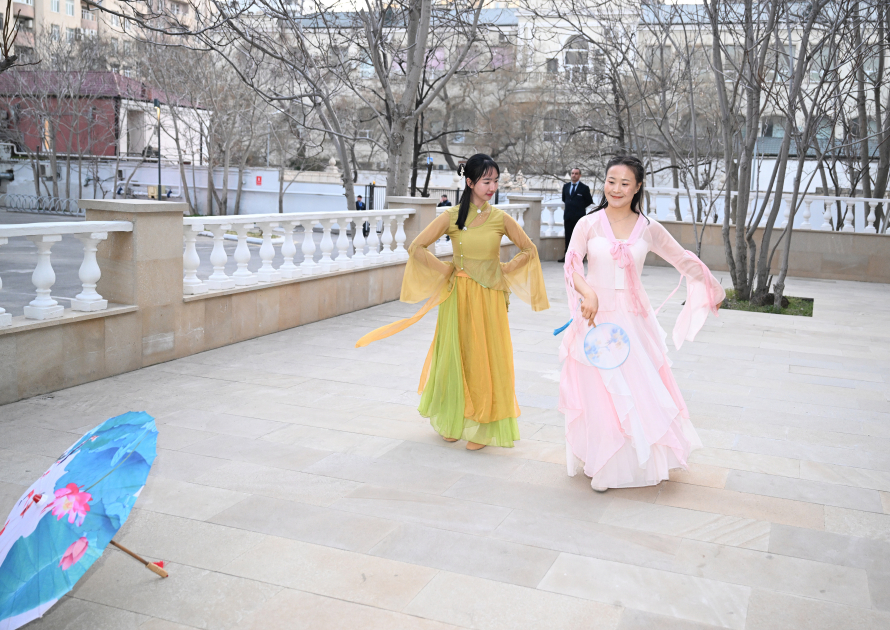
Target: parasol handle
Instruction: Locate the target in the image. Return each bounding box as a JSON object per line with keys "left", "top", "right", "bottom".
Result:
{"left": 109, "top": 540, "right": 169, "bottom": 578}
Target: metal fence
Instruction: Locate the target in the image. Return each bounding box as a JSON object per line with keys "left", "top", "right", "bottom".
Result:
{"left": 0, "top": 194, "right": 84, "bottom": 217}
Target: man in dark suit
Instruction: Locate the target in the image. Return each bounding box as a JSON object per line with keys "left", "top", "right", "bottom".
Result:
{"left": 560, "top": 168, "right": 594, "bottom": 262}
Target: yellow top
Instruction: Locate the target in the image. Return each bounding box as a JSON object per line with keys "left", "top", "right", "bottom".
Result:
{"left": 402, "top": 202, "right": 550, "bottom": 310}
{"left": 356, "top": 202, "right": 549, "bottom": 347}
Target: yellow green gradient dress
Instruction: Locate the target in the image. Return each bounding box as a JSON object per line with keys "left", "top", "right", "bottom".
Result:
{"left": 356, "top": 203, "right": 549, "bottom": 447}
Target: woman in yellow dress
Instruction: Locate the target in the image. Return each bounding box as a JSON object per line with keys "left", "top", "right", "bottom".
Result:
{"left": 356, "top": 154, "right": 549, "bottom": 450}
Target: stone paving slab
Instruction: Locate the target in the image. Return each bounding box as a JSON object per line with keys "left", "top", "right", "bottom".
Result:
{"left": 2, "top": 262, "right": 889, "bottom": 629}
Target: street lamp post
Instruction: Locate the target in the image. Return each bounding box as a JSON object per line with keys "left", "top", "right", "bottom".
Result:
{"left": 153, "top": 98, "right": 161, "bottom": 200}
{"left": 421, "top": 156, "right": 434, "bottom": 197}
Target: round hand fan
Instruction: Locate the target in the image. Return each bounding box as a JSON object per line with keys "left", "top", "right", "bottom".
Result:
{"left": 582, "top": 322, "right": 631, "bottom": 370}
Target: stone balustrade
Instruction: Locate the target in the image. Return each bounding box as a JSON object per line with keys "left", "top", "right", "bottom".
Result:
{"left": 181, "top": 210, "right": 413, "bottom": 297}
{"left": 0, "top": 220, "right": 133, "bottom": 328}
{"left": 541, "top": 200, "right": 565, "bottom": 237}
{"left": 643, "top": 187, "right": 889, "bottom": 234}
{"left": 538, "top": 188, "right": 890, "bottom": 235}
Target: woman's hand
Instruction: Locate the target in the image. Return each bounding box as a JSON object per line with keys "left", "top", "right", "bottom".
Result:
{"left": 580, "top": 291, "right": 599, "bottom": 327}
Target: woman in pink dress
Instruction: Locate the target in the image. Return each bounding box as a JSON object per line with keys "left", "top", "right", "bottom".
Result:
{"left": 560, "top": 156, "right": 725, "bottom": 491}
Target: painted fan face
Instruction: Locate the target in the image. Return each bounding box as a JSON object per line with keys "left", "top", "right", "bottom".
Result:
{"left": 583, "top": 322, "right": 631, "bottom": 370}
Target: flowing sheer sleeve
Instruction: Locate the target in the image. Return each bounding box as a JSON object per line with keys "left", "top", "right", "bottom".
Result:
{"left": 501, "top": 213, "right": 550, "bottom": 311}
{"left": 356, "top": 211, "right": 453, "bottom": 348}
{"left": 400, "top": 210, "right": 453, "bottom": 303}
{"left": 648, "top": 221, "right": 726, "bottom": 350}
{"left": 563, "top": 216, "right": 590, "bottom": 317}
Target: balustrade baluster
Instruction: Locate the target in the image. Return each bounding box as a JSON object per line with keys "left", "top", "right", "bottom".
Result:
{"left": 352, "top": 216, "right": 368, "bottom": 267}
{"left": 279, "top": 220, "right": 302, "bottom": 279}
{"left": 73, "top": 231, "right": 111, "bottom": 310}
{"left": 799, "top": 200, "right": 812, "bottom": 229}
{"left": 0, "top": 237, "right": 9, "bottom": 327}
{"left": 301, "top": 220, "right": 319, "bottom": 275}
{"left": 865, "top": 202, "right": 877, "bottom": 233}
{"left": 779, "top": 197, "right": 790, "bottom": 229}
{"left": 820, "top": 201, "right": 833, "bottom": 230}
{"left": 256, "top": 221, "right": 282, "bottom": 282}
{"left": 317, "top": 219, "right": 337, "bottom": 273}
{"left": 182, "top": 225, "right": 208, "bottom": 295}
{"left": 232, "top": 223, "right": 258, "bottom": 286}
{"left": 843, "top": 201, "right": 855, "bottom": 232}
{"left": 380, "top": 216, "right": 395, "bottom": 262}
{"left": 24, "top": 234, "right": 64, "bottom": 320}
{"left": 365, "top": 215, "right": 381, "bottom": 264}
{"left": 393, "top": 215, "right": 408, "bottom": 261}
{"left": 336, "top": 218, "right": 355, "bottom": 270}
{"left": 205, "top": 224, "right": 235, "bottom": 290}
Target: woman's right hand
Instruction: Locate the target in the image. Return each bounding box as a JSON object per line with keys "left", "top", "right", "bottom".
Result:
{"left": 580, "top": 291, "right": 599, "bottom": 327}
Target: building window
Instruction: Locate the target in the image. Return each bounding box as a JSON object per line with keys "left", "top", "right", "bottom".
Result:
{"left": 564, "top": 36, "right": 589, "bottom": 83}
{"left": 82, "top": 8, "right": 94, "bottom": 20}
{"left": 66, "top": 0, "right": 74, "bottom": 16}
{"left": 66, "top": 27, "right": 76, "bottom": 42}
{"left": 761, "top": 115, "right": 786, "bottom": 138}
{"left": 51, "top": 0, "right": 60, "bottom": 13}
{"left": 546, "top": 58, "right": 558, "bottom": 74}
{"left": 19, "top": 0, "right": 34, "bottom": 5}
{"left": 543, "top": 109, "right": 576, "bottom": 143}
{"left": 51, "top": 23, "right": 60, "bottom": 40}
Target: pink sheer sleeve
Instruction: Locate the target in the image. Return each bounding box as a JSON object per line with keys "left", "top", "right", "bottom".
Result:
{"left": 563, "top": 216, "right": 589, "bottom": 318}
{"left": 648, "top": 221, "right": 726, "bottom": 350}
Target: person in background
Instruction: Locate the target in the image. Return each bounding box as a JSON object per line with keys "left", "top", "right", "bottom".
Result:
{"left": 438, "top": 194, "right": 451, "bottom": 207}
{"left": 355, "top": 195, "right": 370, "bottom": 237}
{"left": 560, "top": 168, "right": 594, "bottom": 263}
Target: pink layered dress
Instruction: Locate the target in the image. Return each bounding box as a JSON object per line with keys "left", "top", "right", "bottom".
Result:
{"left": 560, "top": 211, "right": 726, "bottom": 489}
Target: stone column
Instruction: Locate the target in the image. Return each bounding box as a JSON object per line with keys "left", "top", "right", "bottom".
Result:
{"left": 386, "top": 196, "right": 441, "bottom": 250}
{"left": 504, "top": 193, "right": 544, "bottom": 250}
{"left": 81, "top": 199, "right": 188, "bottom": 367}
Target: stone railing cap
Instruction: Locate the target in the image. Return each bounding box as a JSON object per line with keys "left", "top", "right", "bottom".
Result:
{"left": 80, "top": 199, "right": 189, "bottom": 214}
{"left": 385, "top": 196, "right": 441, "bottom": 206}
{"left": 505, "top": 193, "right": 544, "bottom": 201}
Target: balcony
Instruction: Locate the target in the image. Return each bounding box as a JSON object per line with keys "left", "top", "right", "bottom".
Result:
{"left": 12, "top": 0, "right": 35, "bottom": 18}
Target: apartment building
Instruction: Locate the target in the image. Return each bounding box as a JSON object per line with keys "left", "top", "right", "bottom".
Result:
{"left": 10, "top": 0, "right": 97, "bottom": 60}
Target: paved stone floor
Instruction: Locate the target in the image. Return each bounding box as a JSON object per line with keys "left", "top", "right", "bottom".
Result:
{"left": 2, "top": 262, "right": 889, "bottom": 630}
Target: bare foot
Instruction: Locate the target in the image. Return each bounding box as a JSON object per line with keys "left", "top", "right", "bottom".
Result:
{"left": 443, "top": 437, "right": 459, "bottom": 443}
{"left": 466, "top": 442, "right": 486, "bottom": 451}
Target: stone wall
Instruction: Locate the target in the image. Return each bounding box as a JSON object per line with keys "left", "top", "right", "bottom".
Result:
{"left": 538, "top": 220, "right": 890, "bottom": 284}
{"left": 648, "top": 221, "right": 890, "bottom": 283}
{"left": 1, "top": 196, "right": 548, "bottom": 405}
{"left": 0, "top": 200, "right": 416, "bottom": 405}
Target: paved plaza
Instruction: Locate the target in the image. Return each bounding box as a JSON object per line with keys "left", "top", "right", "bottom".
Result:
{"left": 1, "top": 262, "right": 889, "bottom": 630}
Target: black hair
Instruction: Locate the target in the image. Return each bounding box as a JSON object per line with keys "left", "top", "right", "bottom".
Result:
{"left": 457, "top": 153, "right": 500, "bottom": 230}
{"left": 588, "top": 155, "right": 649, "bottom": 222}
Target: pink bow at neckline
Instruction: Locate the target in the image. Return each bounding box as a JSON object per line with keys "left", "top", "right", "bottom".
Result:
{"left": 609, "top": 241, "right": 648, "bottom": 316}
